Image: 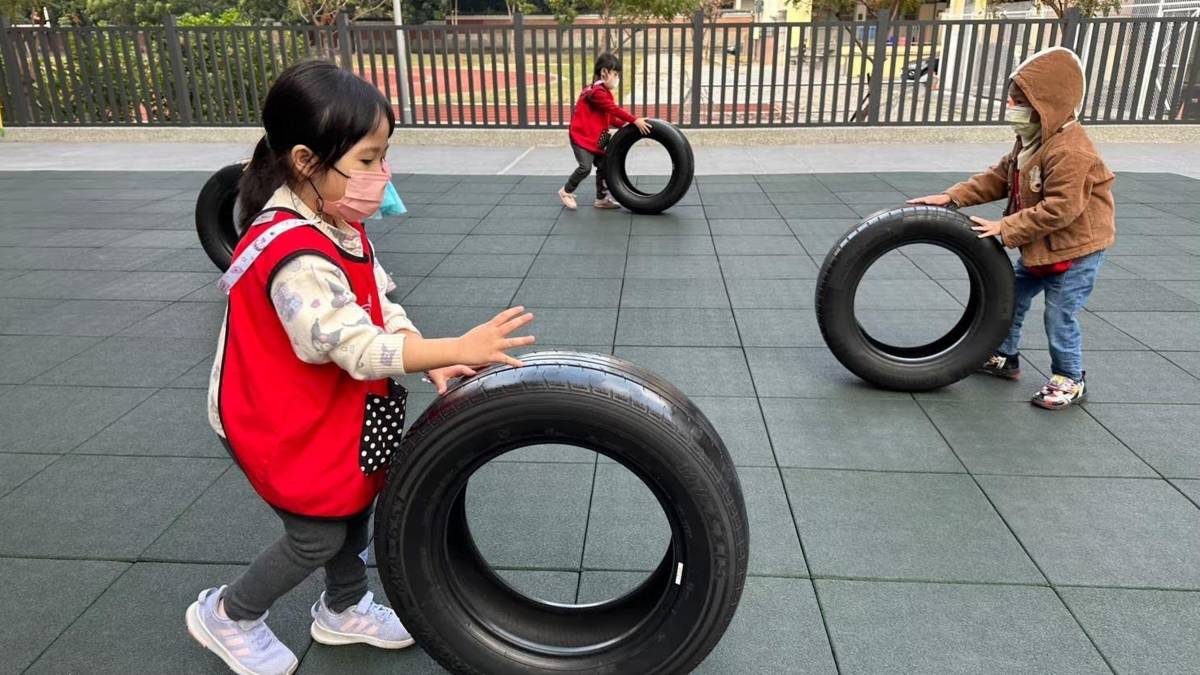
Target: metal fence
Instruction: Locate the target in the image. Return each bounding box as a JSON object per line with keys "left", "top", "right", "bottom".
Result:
{"left": 2, "top": 11, "right": 1198, "bottom": 127}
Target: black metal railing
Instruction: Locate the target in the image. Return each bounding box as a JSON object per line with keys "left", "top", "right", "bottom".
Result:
{"left": 2, "top": 11, "right": 1197, "bottom": 127}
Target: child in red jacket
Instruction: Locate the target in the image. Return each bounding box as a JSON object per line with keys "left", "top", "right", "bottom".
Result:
{"left": 558, "top": 53, "right": 651, "bottom": 210}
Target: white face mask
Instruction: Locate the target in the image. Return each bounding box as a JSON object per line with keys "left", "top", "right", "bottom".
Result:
{"left": 1004, "top": 105, "right": 1034, "bottom": 124}
{"left": 1005, "top": 104, "right": 1039, "bottom": 144}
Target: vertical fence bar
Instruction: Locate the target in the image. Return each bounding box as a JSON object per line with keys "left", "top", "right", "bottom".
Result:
{"left": 1165, "top": 20, "right": 1196, "bottom": 121}
{"left": 657, "top": 24, "right": 667, "bottom": 119}
{"left": 34, "top": 28, "right": 63, "bottom": 123}
{"left": 207, "top": 30, "right": 230, "bottom": 124}
{"left": 439, "top": 26, "right": 451, "bottom": 124}
{"left": 805, "top": 25, "right": 818, "bottom": 124}
{"left": 743, "top": 25, "right": 753, "bottom": 126}
{"left": 94, "top": 30, "right": 119, "bottom": 123}
{"left": 127, "top": 28, "right": 152, "bottom": 124}
{"left": 842, "top": 24, "right": 854, "bottom": 123}
{"left": 867, "top": 15, "right": 888, "bottom": 124}
{"left": 1094, "top": 19, "right": 1108, "bottom": 119}
{"left": 691, "top": 11, "right": 704, "bottom": 126}
{"left": 1121, "top": 22, "right": 1145, "bottom": 121}
{"left": 565, "top": 27, "right": 574, "bottom": 126}
{"left": 779, "top": 22, "right": 793, "bottom": 125}
{"left": 819, "top": 24, "right": 831, "bottom": 124}
{"left": 755, "top": 24, "right": 766, "bottom": 124}
{"left": 961, "top": 22, "right": 980, "bottom": 123}
{"left": 1131, "top": 20, "right": 1156, "bottom": 122}
{"left": 556, "top": 25, "right": 566, "bottom": 124}
{"left": 162, "top": 18, "right": 190, "bottom": 124}
{"left": 706, "top": 22, "right": 717, "bottom": 125}
{"left": 935, "top": 23, "right": 955, "bottom": 123}
{"left": 719, "top": 25, "right": 729, "bottom": 124}
{"left": 0, "top": 20, "right": 29, "bottom": 124}
{"left": 767, "top": 25, "right": 779, "bottom": 125}
{"left": 513, "top": 13, "right": 527, "bottom": 127}
{"left": 529, "top": 25, "right": 540, "bottom": 125}
{"left": 140, "top": 29, "right": 163, "bottom": 123}
{"left": 792, "top": 24, "right": 806, "bottom": 125}
{"left": 731, "top": 26, "right": 742, "bottom": 125}
{"left": 906, "top": 23, "right": 923, "bottom": 123}
{"left": 1153, "top": 20, "right": 1178, "bottom": 121}
{"left": 1103, "top": 21, "right": 1126, "bottom": 122}
{"left": 921, "top": 23, "right": 938, "bottom": 123}
{"left": 884, "top": 21, "right": 898, "bottom": 123}
{"left": 451, "top": 29, "right": 463, "bottom": 125}
{"left": 21, "top": 30, "right": 47, "bottom": 124}
{"left": 547, "top": 27, "right": 554, "bottom": 124}
{"left": 73, "top": 30, "right": 95, "bottom": 124}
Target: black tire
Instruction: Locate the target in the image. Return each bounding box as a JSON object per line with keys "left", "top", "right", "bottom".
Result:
{"left": 604, "top": 120, "right": 695, "bottom": 215}
{"left": 375, "top": 351, "right": 749, "bottom": 675}
{"left": 195, "top": 161, "right": 248, "bottom": 272}
{"left": 815, "top": 206, "right": 1015, "bottom": 391}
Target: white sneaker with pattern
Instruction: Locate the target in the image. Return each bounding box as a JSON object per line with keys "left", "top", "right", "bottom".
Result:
{"left": 310, "top": 591, "right": 414, "bottom": 649}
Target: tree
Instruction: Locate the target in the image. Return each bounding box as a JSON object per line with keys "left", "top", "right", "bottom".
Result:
{"left": 289, "top": 0, "right": 392, "bottom": 24}
{"left": 1024, "top": 0, "right": 1119, "bottom": 17}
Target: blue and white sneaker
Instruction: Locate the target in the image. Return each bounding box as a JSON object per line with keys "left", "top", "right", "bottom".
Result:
{"left": 185, "top": 586, "right": 298, "bottom": 675}
{"left": 309, "top": 591, "right": 414, "bottom": 649}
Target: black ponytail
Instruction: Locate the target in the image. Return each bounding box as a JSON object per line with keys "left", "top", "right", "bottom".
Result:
{"left": 238, "top": 59, "right": 395, "bottom": 230}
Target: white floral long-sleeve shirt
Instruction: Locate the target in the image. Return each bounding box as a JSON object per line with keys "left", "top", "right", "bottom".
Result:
{"left": 207, "top": 185, "right": 418, "bottom": 438}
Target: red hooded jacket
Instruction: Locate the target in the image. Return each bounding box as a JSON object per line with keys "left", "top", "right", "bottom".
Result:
{"left": 568, "top": 82, "right": 638, "bottom": 155}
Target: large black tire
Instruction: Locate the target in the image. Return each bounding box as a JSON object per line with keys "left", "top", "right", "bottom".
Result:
{"left": 604, "top": 120, "right": 695, "bottom": 215}
{"left": 195, "top": 161, "right": 248, "bottom": 272}
{"left": 815, "top": 206, "right": 1015, "bottom": 392}
{"left": 375, "top": 351, "right": 749, "bottom": 675}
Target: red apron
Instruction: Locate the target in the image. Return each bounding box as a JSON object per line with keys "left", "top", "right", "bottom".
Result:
{"left": 216, "top": 208, "right": 395, "bottom": 518}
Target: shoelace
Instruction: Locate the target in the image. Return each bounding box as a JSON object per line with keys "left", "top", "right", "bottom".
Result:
{"left": 1041, "top": 377, "right": 1075, "bottom": 395}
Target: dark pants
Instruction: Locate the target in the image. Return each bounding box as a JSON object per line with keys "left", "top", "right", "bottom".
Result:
{"left": 222, "top": 506, "right": 372, "bottom": 621}
{"left": 565, "top": 142, "right": 608, "bottom": 199}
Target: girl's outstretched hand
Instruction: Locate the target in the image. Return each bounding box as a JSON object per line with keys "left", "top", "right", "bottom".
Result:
{"left": 457, "top": 306, "right": 535, "bottom": 368}
{"left": 633, "top": 118, "right": 652, "bottom": 135}
{"left": 425, "top": 364, "right": 478, "bottom": 394}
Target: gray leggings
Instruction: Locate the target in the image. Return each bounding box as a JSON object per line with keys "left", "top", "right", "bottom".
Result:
{"left": 565, "top": 142, "right": 609, "bottom": 199}
{"left": 222, "top": 506, "right": 371, "bottom": 621}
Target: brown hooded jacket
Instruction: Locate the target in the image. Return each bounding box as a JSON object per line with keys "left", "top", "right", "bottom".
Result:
{"left": 945, "top": 47, "right": 1116, "bottom": 266}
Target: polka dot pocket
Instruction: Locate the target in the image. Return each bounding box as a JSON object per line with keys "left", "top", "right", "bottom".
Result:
{"left": 359, "top": 379, "right": 408, "bottom": 476}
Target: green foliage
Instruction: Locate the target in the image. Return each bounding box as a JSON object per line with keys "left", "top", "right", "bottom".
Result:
{"left": 403, "top": 0, "right": 448, "bottom": 24}
{"left": 178, "top": 8, "right": 249, "bottom": 25}
{"left": 545, "top": 0, "right": 704, "bottom": 23}
{"left": 17, "top": 29, "right": 150, "bottom": 122}
{"left": 788, "top": 0, "right": 919, "bottom": 20}
{"left": 1031, "top": 0, "right": 1121, "bottom": 17}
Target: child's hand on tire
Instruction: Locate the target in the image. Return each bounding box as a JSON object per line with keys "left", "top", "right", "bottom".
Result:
{"left": 634, "top": 118, "right": 652, "bottom": 135}
{"left": 907, "top": 194, "right": 953, "bottom": 206}
{"left": 456, "top": 307, "right": 535, "bottom": 368}
{"left": 425, "top": 365, "right": 478, "bottom": 394}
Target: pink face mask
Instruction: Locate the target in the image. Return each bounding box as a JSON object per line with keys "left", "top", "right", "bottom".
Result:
{"left": 319, "top": 159, "right": 391, "bottom": 223}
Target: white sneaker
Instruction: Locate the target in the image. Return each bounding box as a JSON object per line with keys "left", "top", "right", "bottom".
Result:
{"left": 558, "top": 188, "right": 577, "bottom": 210}
{"left": 186, "top": 586, "right": 298, "bottom": 675}
{"left": 309, "top": 591, "right": 414, "bottom": 649}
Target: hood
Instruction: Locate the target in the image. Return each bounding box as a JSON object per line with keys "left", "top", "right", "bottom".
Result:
{"left": 1010, "top": 47, "right": 1085, "bottom": 144}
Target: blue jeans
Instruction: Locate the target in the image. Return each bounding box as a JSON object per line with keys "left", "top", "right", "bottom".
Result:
{"left": 999, "top": 250, "right": 1105, "bottom": 381}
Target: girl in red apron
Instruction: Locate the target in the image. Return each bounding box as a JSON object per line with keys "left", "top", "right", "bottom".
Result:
{"left": 185, "top": 60, "right": 535, "bottom": 675}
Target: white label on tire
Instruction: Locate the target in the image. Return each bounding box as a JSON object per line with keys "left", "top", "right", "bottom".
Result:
{"left": 675, "top": 562, "right": 684, "bottom": 585}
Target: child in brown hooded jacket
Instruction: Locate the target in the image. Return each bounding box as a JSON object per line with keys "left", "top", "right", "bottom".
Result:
{"left": 911, "top": 46, "right": 1115, "bottom": 410}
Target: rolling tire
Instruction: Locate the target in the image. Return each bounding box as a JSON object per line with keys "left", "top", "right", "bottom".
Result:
{"left": 815, "top": 206, "right": 1015, "bottom": 392}
{"left": 195, "top": 161, "right": 248, "bottom": 272}
{"left": 604, "top": 119, "right": 695, "bottom": 215}
{"left": 374, "top": 351, "right": 749, "bottom": 675}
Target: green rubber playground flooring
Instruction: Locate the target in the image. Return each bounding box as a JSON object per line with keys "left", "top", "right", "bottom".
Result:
{"left": 0, "top": 169, "right": 1198, "bottom": 673}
